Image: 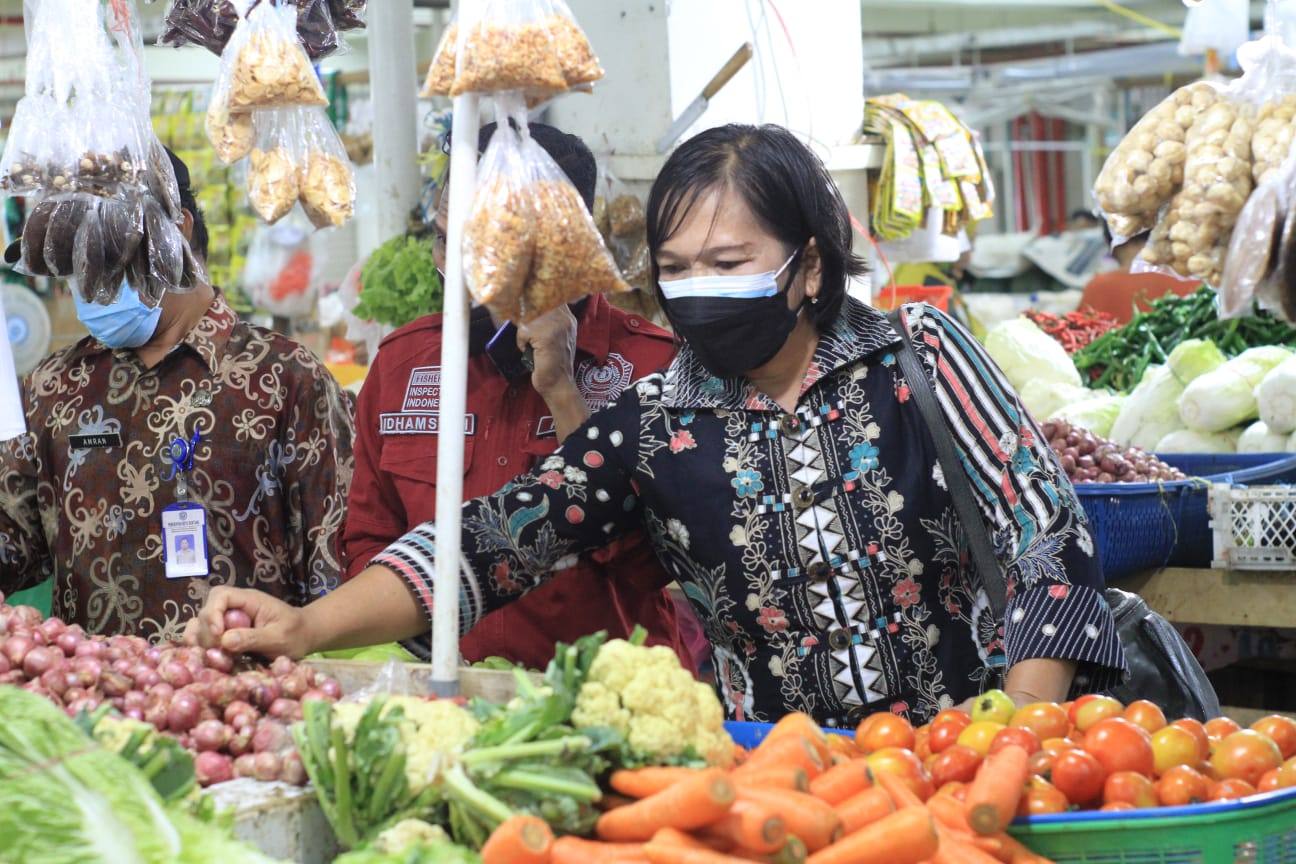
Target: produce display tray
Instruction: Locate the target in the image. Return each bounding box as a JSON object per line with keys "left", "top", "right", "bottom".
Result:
{"left": 208, "top": 779, "right": 339, "bottom": 864}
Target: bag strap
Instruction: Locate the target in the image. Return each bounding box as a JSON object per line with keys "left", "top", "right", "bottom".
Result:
{"left": 887, "top": 308, "right": 1009, "bottom": 618}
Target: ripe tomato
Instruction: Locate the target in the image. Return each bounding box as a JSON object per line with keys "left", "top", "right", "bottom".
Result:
{"left": 958, "top": 721, "right": 1007, "bottom": 757}
{"left": 1029, "top": 748, "right": 1058, "bottom": 779}
{"left": 1208, "top": 778, "right": 1256, "bottom": 802}
{"left": 1258, "top": 769, "right": 1282, "bottom": 793}
{"left": 1204, "top": 717, "right": 1243, "bottom": 742}
{"left": 865, "top": 747, "right": 932, "bottom": 799}
{"left": 1277, "top": 756, "right": 1296, "bottom": 789}
{"left": 1021, "top": 777, "right": 1070, "bottom": 816}
{"left": 991, "top": 726, "right": 1041, "bottom": 756}
{"left": 1083, "top": 718, "right": 1155, "bottom": 777}
{"left": 856, "top": 713, "right": 916, "bottom": 754}
{"left": 1170, "top": 719, "right": 1212, "bottom": 763}
{"left": 1211, "top": 730, "right": 1283, "bottom": 787}
{"left": 1151, "top": 725, "right": 1204, "bottom": 776}
{"left": 1051, "top": 749, "right": 1106, "bottom": 806}
{"left": 1100, "top": 801, "right": 1136, "bottom": 812}
{"left": 1103, "top": 771, "right": 1158, "bottom": 809}
{"left": 1072, "top": 695, "right": 1124, "bottom": 732}
{"left": 1250, "top": 715, "right": 1296, "bottom": 760}
{"left": 929, "top": 712, "right": 973, "bottom": 755}
{"left": 1123, "top": 700, "right": 1168, "bottom": 735}
{"left": 1156, "top": 765, "right": 1210, "bottom": 807}
{"left": 913, "top": 725, "right": 933, "bottom": 762}
{"left": 929, "top": 745, "right": 983, "bottom": 788}
{"left": 1041, "top": 737, "right": 1073, "bottom": 757}
{"left": 1011, "top": 702, "right": 1070, "bottom": 742}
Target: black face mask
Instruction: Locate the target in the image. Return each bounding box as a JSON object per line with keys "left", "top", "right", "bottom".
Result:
{"left": 662, "top": 250, "right": 804, "bottom": 379}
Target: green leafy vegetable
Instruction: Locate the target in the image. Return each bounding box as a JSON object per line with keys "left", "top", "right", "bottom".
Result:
{"left": 354, "top": 236, "right": 443, "bottom": 328}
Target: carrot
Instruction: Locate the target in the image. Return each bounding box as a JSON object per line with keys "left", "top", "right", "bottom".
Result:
{"left": 764, "top": 712, "right": 832, "bottom": 763}
{"left": 481, "top": 814, "right": 553, "bottom": 864}
{"left": 931, "top": 826, "right": 1005, "bottom": 864}
{"left": 597, "top": 768, "right": 736, "bottom": 842}
{"left": 808, "top": 759, "right": 871, "bottom": 805}
{"left": 650, "top": 828, "right": 714, "bottom": 851}
{"left": 738, "top": 788, "right": 843, "bottom": 852}
{"left": 805, "top": 806, "right": 938, "bottom": 864}
{"left": 925, "top": 792, "right": 973, "bottom": 835}
{"left": 966, "top": 745, "right": 1029, "bottom": 837}
{"left": 734, "top": 765, "right": 811, "bottom": 792}
{"left": 874, "top": 770, "right": 924, "bottom": 809}
{"left": 611, "top": 767, "right": 702, "bottom": 799}
{"left": 553, "top": 836, "right": 649, "bottom": 864}
{"left": 734, "top": 735, "right": 825, "bottom": 780}
{"left": 601, "top": 793, "right": 639, "bottom": 812}
{"left": 641, "top": 843, "right": 755, "bottom": 864}
{"left": 700, "top": 799, "right": 786, "bottom": 855}
{"left": 834, "top": 785, "right": 894, "bottom": 834}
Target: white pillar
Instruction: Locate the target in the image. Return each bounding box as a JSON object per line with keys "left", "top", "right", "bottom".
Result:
{"left": 367, "top": 0, "right": 421, "bottom": 243}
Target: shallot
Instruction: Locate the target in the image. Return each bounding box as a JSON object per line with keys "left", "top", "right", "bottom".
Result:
{"left": 195, "top": 751, "right": 234, "bottom": 785}
{"left": 224, "top": 609, "right": 253, "bottom": 631}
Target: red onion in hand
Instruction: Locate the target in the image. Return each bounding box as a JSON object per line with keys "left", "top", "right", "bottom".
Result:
{"left": 224, "top": 609, "right": 253, "bottom": 631}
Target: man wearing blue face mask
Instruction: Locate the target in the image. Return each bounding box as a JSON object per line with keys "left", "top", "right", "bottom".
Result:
{"left": 0, "top": 149, "right": 356, "bottom": 643}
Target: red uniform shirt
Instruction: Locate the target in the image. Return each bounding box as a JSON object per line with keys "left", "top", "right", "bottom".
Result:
{"left": 342, "top": 294, "right": 696, "bottom": 669}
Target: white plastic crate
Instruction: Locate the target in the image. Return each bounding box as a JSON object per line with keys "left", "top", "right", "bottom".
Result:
{"left": 1210, "top": 483, "right": 1296, "bottom": 570}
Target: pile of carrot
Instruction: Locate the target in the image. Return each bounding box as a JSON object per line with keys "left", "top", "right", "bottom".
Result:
{"left": 477, "top": 713, "right": 1057, "bottom": 864}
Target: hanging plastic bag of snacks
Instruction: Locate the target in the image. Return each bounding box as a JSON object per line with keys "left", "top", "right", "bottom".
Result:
{"left": 462, "top": 108, "right": 536, "bottom": 320}
{"left": 139, "top": 197, "right": 188, "bottom": 303}
{"left": 1093, "top": 82, "right": 1219, "bottom": 242}
{"left": 0, "top": 97, "right": 75, "bottom": 196}
{"left": 425, "top": 0, "right": 568, "bottom": 99}
{"left": 248, "top": 109, "right": 302, "bottom": 224}
{"left": 224, "top": 0, "right": 328, "bottom": 110}
{"left": 521, "top": 125, "right": 630, "bottom": 322}
{"left": 162, "top": 0, "right": 343, "bottom": 61}
{"left": 206, "top": 53, "right": 254, "bottom": 164}
{"left": 67, "top": 98, "right": 151, "bottom": 198}
{"left": 547, "top": 0, "right": 603, "bottom": 88}
{"left": 1221, "top": 163, "right": 1287, "bottom": 317}
{"left": 297, "top": 108, "right": 356, "bottom": 229}
{"left": 420, "top": 23, "right": 459, "bottom": 98}
{"left": 328, "top": 0, "right": 365, "bottom": 30}
{"left": 72, "top": 196, "right": 147, "bottom": 304}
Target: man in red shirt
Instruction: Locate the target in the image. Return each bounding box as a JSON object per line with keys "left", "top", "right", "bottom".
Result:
{"left": 341, "top": 123, "right": 699, "bottom": 671}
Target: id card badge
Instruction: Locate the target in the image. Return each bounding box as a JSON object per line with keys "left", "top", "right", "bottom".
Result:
{"left": 162, "top": 501, "right": 209, "bottom": 579}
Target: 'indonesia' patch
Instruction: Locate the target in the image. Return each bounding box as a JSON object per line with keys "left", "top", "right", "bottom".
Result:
{"left": 402, "top": 366, "right": 441, "bottom": 412}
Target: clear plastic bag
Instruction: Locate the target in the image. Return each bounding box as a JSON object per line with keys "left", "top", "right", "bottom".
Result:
{"left": 72, "top": 196, "right": 146, "bottom": 304}
{"left": 297, "top": 108, "right": 355, "bottom": 229}
{"left": 67, "top": 98, "right": 150, "bottom": 198}
{"left": 547, "top": 0, "right": 603, "bottom": 88}
{"left": 16, "top": 196, "right": 59, "bottom": 277}
{"left": 223, "top": 0, "right": 328, "bottom": 111}
{"left": 0, "top": 97, "right": 75, "bottom": 196}
{"left": 162, "top": 0, "right": 343, "bottom": 61}
{"left": 243, "top": 216, "right": 318, "bottom": 318}
{"left": 140, "top": 197, "right": 187, "bottom": 303}
{"left": 436, "top": 0, "right": 569, "bottom": 99}
{"left": 328, "top": 0, "right": 365, "bottom": 30}
{"left": 1094, "top": 82, "right": 1219, "bottom": 241}
{"left": 206, "top": 45, "right": 255, "bottom": 164}
{"left": 1220, "top": 171, "right": 1285, "bottom": 317}
{"left": 462, "top": 113, "right": 535, "bottom": 319}
{"left": 248, "top": 109, "right": 301, "bottom": 224}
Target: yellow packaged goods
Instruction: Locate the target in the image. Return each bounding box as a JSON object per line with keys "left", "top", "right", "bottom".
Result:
{"left": 548, "top": 1, "right": 604, "bottom": 87}
{"left": 1094, "top": 82, "right": 1219, "bottom": 239}
{"left": 225, "top": 3, "right": 328, "bottom": 110}
{"left": 297, "top": 108, "right": 356, "bottom": 229}
{"left": 525, "top": 177, "right": 630, "bottom": 322}
{"left": 1141, "top": 97, "right": 1255, "bottom": 286}
{"left": 463, "top": 120, "right": 536, "bottom": 319}
{"left": 420, "top": 23, "right": 458, "bottom": 97}
{"left": 248, "top": 147, "right": 298, "bottom": 223}
{"left": 1251, "top": 94, "right": 1296, "bottom": 186}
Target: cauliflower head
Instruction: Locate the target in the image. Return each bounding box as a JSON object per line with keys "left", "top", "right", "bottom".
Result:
{"left": 333, "top": 697, "right": 479, "bottom": 791}
{"left": 571, "top": 640, "right": 732, "bottom": 767}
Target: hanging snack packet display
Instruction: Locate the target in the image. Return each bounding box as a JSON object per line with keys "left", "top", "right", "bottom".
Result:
{"left": 74, "top": 197, "right": 148, "bottom": 304}
{"left": 547, "top": 0, "right": 603, "bottom": 87}
{"left": 206, "top": 65, "right": 255, "bottom": 164}
{"left": 225, "top": 0, "right": 328, "bottom": 110}
{"left": 521, "top": 129, "right": 630, "bottom": 322}
{"left": 1093, "top": 83, "right": 1219, "bottom": 241}
{"left": 0, "top": 97, "right": 74, "bottom": 196}
{"left": 429, "top": 0, "right": 568, "bottom": 99}
{"left": 297, "top": 108, "right": 356, "bottom": 229}
{"left": 161, "top": 0, "right": 344, "bottom": 61}
{"left": 68, "top": 98, "right": 150, "bottom": 198}
{"left": 328, "top": 0, "right": 365, "bottom": 30}
{"left": 462, "top": 115, "right": 535, "bottom": 320}
{"left": 420, "top": 23, "right": 459, "bottom": 97}
{"left": 248, "top": 110, "right": 302, "bottom": 224}
{"left": 1252, "top": 94, "right": 1296, "bottom": 185}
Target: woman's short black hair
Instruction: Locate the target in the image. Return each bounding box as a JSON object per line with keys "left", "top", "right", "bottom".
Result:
{"left": 646, "top": 124, "right": 867, "bottom": 330}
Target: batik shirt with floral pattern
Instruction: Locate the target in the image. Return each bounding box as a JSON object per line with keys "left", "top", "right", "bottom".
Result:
{"left": 0, "top": 295, "right": 355, "bottom": 642}
{"left": 375, "top": 300, "right": 1125, "bottom": 726}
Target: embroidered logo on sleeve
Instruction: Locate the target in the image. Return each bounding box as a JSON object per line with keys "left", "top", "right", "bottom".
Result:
{"left": 576, "top": 353, "right": 634, "bottom": 410}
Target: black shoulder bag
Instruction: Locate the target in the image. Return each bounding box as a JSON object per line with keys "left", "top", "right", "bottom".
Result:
{"left": 888, "top": 310, "right": 1221, "bottom": 721}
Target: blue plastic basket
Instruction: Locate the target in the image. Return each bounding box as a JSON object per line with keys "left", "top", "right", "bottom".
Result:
{"left": 725, "top": 721, "right": 851, "bottom": 749}
{"left": 1076, "top": 454, "right": 1296, "bottom": 581}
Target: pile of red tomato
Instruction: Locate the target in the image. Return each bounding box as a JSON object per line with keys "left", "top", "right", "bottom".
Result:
{"left": 843, "top": 694, "right": 1296, "bottom": 815}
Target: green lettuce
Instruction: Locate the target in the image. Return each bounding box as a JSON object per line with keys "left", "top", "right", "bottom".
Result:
{"left": 354, "top": 236, "right": 444, "bottom": 328}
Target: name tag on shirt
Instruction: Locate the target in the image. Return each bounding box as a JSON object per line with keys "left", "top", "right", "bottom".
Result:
{"left": 69, "top": 432, "right": 123, "bottom": 449}
{"left": 161, "top": 502, "right": 209, "bottom": 579}
{"left": 379, "top": 412, "right": 477, "bottom": 436}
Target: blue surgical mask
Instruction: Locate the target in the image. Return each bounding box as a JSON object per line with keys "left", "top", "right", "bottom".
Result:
{"left": 73, "top": 281, "right": 162, "bottom": 349}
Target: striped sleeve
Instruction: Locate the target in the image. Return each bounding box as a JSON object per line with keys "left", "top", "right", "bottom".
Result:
{"left": 904, "top": 304, "right": 1126, "bottom": 693}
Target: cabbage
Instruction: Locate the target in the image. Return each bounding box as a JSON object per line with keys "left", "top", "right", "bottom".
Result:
{"left": 1109, "top": 339, "right": 1227, "bottom": 451}
{"left": 1019, "top": 380, "right": 1096, "bottom": 424}
{"left": 1257, "top": 356, "right": 1296, "bottom": 434}
{"left": 1055, "top": 394, "right": 1127, "bottom": 438}
{"left": 1238, "top": 421, "right": 1290, "bottom": 453}
{"left": 1156, "top": 428, "right": 1242, "bottom": 453}
{"left": 1180, "top": 346, "right": 1294, "bottom": 433}
{"left": 984, "top": 317, "right": 1081, "bottom": 392}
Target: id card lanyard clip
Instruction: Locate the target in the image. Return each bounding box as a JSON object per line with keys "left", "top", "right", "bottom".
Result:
{"left": 162, "top": 425, "right": 210, "bottom": 579}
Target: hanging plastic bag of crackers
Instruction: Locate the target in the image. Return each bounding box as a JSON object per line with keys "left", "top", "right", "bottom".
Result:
{"left": 248, "top": 108, "right": 302, "bottom": 224}
{"left": 297, "top": 107, "right": 356, "bottom": 229}
{"left": 206, "top": 2, "right": 256, "bottom": 164}
{"left": 222, "top": 0, "right": 328, "bottom": 111}
{"left": 462, "top": 101, "right": 536, "bottom": 321}
{"left": 420, "top": 0, "right": 568, "bottom": 101}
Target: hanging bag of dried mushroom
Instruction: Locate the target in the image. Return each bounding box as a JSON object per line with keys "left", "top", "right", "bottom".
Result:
{"left": 1093, "top": 82, "right": 1219, "bottom": 243}
{"left": 297, "top": 106, "right": 356, "bottom": 229}
{"left": 421, "top": 0, "right": 568, "bottom": 101}
{"left": 225, "top": 0, "right": 328, "bottom": 110}
{"left": 248, "top": 108, "right": 302, "bottom": 223}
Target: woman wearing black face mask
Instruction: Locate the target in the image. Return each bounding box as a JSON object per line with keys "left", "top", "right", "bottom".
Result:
{"left": 188, "top": 125, "right": 1126, "bottom": 729}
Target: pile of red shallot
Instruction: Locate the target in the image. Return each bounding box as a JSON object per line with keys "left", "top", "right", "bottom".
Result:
{"left": 0, "top": 596, "right": 341, "bottom": 787}
{"left": 1041, "top": 420, "right": 1187, "bottom": 484}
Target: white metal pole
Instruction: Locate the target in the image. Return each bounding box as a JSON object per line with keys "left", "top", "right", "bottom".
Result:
{"left": 368, "top": 0, "right": 422, "bottom": 243}
{"left": 430, "top": 82, "right": 480, "bottom": 693}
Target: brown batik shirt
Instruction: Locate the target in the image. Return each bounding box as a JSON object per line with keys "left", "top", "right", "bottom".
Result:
{"left": 0, "top": 294, "right": 355, "bottom": 641}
